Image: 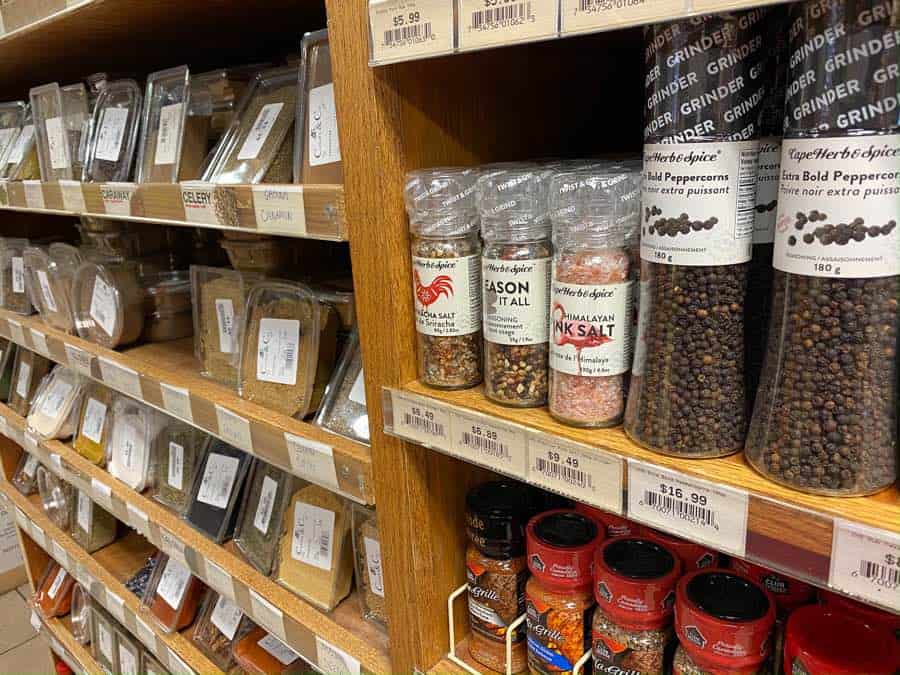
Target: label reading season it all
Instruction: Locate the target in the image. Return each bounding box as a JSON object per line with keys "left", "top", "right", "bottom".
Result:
{"left": 412, "top": 254, "right": 481, "bottom": 337}
{"left": 774, "top": 135, "right": 900, "bottom": 278}
{"left": 641, "top": 141, "right": 758, "bottom": 266}
{"left": 483, "top": 257, "right": 550, "bottom": 345}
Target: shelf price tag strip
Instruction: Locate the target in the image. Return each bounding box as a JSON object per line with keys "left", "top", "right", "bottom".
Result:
{"left": 449, "top": 409, "right": 528, "bottom": 476}
{"left": 829, "top": 519, "right": 900, "bottom": 612}
{"left": 98, "top": 356, "right": 143, "bottom": 399}
{"left": 368, "top": 0, "right": 455, "bottom": 65}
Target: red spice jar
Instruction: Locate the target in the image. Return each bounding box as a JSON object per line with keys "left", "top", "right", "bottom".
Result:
{"left": 144, "top": 553, "right": 206, "bottom": 633}
{"left": 575, "top": 503, "right": 642, "bottom": 538}
{"left": 525, "top": 510, "right": 603, "bottom": 674}
{"left": 673, "top": 569, "right": 775, "bottom": 675}
{"left": 34, "top": 562, "right": 75, "bottom": 618}
{"left": 644, "top": 529, "right": 720, "bottom": 571}
{"left": 592, "top": 537, "right": 681, "bottom": 675}
{"left": 784, "top": 605, "right": 899, "bottom": 674}
{"left": 819, "top": 589, "right": 900, "bottom": 637}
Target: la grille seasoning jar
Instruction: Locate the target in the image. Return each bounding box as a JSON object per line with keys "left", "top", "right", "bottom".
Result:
{"left": 592, "top": 537, "right": 681, "bottom": 675}
{"left": 404, "top": 168, "right": 482, "bottom": 390}
{"left": 576, "top": 503, "right": 642, "bottom": 539}
{"left": 673, "top": 569, "right": 775, "bottom": 675}
{"left": 525, "top": 510, "right": 603, "bottom": 675}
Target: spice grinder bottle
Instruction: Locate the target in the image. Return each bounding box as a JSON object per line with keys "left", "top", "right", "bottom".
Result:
{"left": 477, "top": 165, "right": 552, "bottom": 408}
{"left": 464, "top": 481, "right": 537, "bottom": 673}
{"left": 404, "top": 168, "right": 483, "bottom": 390}
{"left": 592, "top": 537, "right": 681, "bottom": 675}
{"left": 525, "top": 509, "right": 603, "bottom": 675}
{"left": 548, "top": 170, "right": 638, "bottom": 427}
{"left": 626, "top": 10, "right": 768, "bottom": 457}
{"left": 673, "top": 569, "right": 775, "bottom": 675}
{"left": 784, "top": 605, "right": 900, "bottom": 675}
{"left": 745, "top": 0, "right": 899, "bottom": 496}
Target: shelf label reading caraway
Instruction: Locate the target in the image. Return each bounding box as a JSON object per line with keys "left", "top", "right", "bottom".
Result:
{"left": 829, "top": 519, "right": 900, "bottom": 612}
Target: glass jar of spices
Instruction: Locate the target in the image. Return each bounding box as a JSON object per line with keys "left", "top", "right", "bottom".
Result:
{"left": 477, "top": 165, "right": 552, "bottom": 407}
{"left": 548, "top": 170, "right": 637, "bottom": 427}
{"left": 592, "top": 537, "right": 681, "bottom": 675}
{"left": 404, "top": 168, "right": 482, "bottom": 390}
{"left": 525, "top": 510, "right": 602, "bottom": 675}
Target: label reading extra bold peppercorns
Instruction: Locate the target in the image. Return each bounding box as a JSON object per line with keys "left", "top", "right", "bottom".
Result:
{"left": 483, "top": 257, "right": 550, "bottom": 345}
{"left": 412, "top": 254, "right": 481, "bottom": 336}
{"left": 753, "top": 137, "right": 781, "bottom": 244}
{"left": 774, "top": 135, "right": 900, "bottom": 278}
{"left": 641, "top": 141, "right": 758, "bottom": 266}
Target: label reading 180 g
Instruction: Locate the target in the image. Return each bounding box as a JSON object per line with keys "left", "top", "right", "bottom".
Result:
{"left": 753, "top": 137, "right": 780, "bottom": 244}
{"left": 550, "top": 280, "right": 633, "bottom": 377}
{"left": 774, "top": 135, "right": 900, "bottom": 279}
{"left": 483, "top": 257, "right": 550, "bottom": 345}
{"left": 641, "top": 141, "right": 758, "bottom": 266}
{"left": 412, "top": 255, "right": 481, "bottom": 337}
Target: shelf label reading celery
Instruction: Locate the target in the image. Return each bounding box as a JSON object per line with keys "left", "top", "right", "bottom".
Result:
{"left": 527, "top": 434, "right": 623, "bottom": 511}
{"left": 774, "top": 135, "right": 899, "bottom": 278}
{"left": 316, "top": 636, "right": 361, "bottom": 675}
{"left": 100, "top": 183, "right": 136, "bottom": 216}
{"left": 829, "top": 519, "right": 900, "bottom": 612}
{"left": 155, "top": 103, "right": 183, "bottom": 165}
{"left": 391, "top": 391, "right": 450, "bottom": 447}
{"left": 23, "top": 181, "right": 44, "bottom": 209}
{"left": 450, "top": 410, "right": 527, "bottom": 475}
{"left": 237, "top": 102, "right": 284, "bottom": 161}
{"left": 285, "top": 434, "right": 339, "bottom": 491}
{"left": 369, "top": 0, "right": 454, "bottom": 63}
{"left": 215, "top": 404, "right": 252, "bottom": 450}
{"left": 308, "top": 83, "right": 341, "bottom": 166}
{"left": 627, "top": 460, "right": 748, "bottom": 556}
{"left": 252, "top": 186, "right": 306, "bottom": 235}
{"left": 458, "top": 0, "right": 558, "bottom": 50}
{"left": 562, "top": 0, "right": 684, "bottom": 34}
{"left": 161, "top": 383, "right": 193, "bottom": 423}
{"left": 98, "top": 357, "right": 142, "bottom": 398}
{"left": 58, "top": 179, "right": 86, "bottom": 211}
{"left": 45, "top": 117, "right": 69, "bottom": 169}
{"left": 181, "top": 182, "right": 220, "bottom": 225}
{"left": 94, "top": 107, "right": 129, "bottom": 162}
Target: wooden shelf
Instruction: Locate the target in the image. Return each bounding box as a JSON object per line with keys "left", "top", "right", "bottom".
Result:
{"left": 430, "top": 636, "right": 501, "bottom": 675}
{"left": 0, "top": 403, "right": 391, "bottom": 675}
{"left": 0, "top": 181, "right": 346, "bottom": 241}
{"left": 42, "top": 616, "right": 103, "bottom": 675}
{"left": 1, "top": 487, "right": 223, "bottom": 675}
{"left": 0, "top": 311, "right": 373, "bottom": 504}
{"left": 385, "top": 381, "right": 900, "bottom": 615}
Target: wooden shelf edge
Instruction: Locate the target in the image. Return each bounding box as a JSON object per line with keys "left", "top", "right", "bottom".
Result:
{"left": 42, "top": 616, "right": 104, "bottom": 675}
{"left": 0, "top": 482, "right": 223, "bottom": 675}
{"left": 0, "top": 181, "right": 347, "bottom": 241}
{"left": 0, "top": 404, "right": 392, "bottom": 675}
{"left": 0, "top": 1, "right": 93, "bottom": 44}
{"left": 0, "top": 310, "right": 374, "bottom": 505}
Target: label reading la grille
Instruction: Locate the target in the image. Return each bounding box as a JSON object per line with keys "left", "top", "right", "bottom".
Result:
{"left": 641, "top": 141, "right": 758, "bottom": 266}
{"left": 369, "top": 0, "right": 454, "bottom": 63}
{"left": 413, "top": 255, "right": 481, "bottom": 337}
{"left": 483, "top": 257, "right": 550, "bottom": 345}
{"left": 773, "top": 135, "right": 900, "bottom": 278}
{"left": 457, "top": 0, "right": 558, "bottom": 50}
{"left": 753, "top": 137, "right": 780, "bottom": 244}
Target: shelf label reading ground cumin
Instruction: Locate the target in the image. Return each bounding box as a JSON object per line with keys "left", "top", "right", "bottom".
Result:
{"left": 291, "top": 501, "right": 335, "bottom": 571}
{"left": 252, "top": 186, "right": 306, "bottom": 235}
{"left": 237, "top": 102, "right": 284, "bottom": 161}
{"left": 256, "top": 317, "right": 300, "bottom": 385}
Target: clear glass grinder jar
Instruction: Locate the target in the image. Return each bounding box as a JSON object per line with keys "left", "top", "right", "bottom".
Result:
{"left": 404, "top": 168, "right": 483, "bottom": 389}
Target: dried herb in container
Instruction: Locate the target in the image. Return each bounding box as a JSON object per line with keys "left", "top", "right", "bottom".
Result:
{"left": 1, "top": 108, "right": 39, "bottom": 180}
{"left": 8, "top": 348, "right": 52, "bottom": 416}
{"left": 73, "top": 260, "right": 145, "bottom": 348}
{"left": 314, "top": 330, "right": 369, "bottom": 444}
{"left": 36, "top": 465, "right": 75, "bottom": 530}
{"left": 190, "top": 589, "right": 254, "bottom": 671}
{"left": 90, "top": 604, "right": 119, "bottom": 673}
{"left": 234, "top": 459, "right": 297, "bottom": 575}
{"left": 70, "top": 583, "right": 91, "bottom": 644}
{"left": 0, "top": 238, "right": 33, "bottom": 314}
{"left": 184, "top": 439, "right": 252, "bottom": 543}
{"left": 82, "top": 79, "right": 142, "bottom": 182}
{"left": 295, "top": 30, "right": 343, "bottom": 185}
{"left": 11, "top": 452, "right": 40, "bottom": 495}
{"left": 107, "top": 398, "right": 165, "bottom": 492}
{"left": 0, "top": 101, "right": 26, "bottom": 166}
{"left": 233, "top": 627, "right": 303, "bottom": 674}
{"left": 112, "top": 624, "right": 141, "bottom": 675}
{"left": 73, "top": 383, "right": 113, "bottom": 465}
{"left": 152, "top": 421, "right": 208, "bottom": 515}
{"left": 143, "top": 552, "right": 206, "bottom": 633}
{"left": 71, "top": 488, "right": 117, "bottom": 553}
{"left": 352, "top": 503, "right": 387, "bottom": 628}
{"left": 34, "top": 560, "right": 75, "bottom": 618}
{"left": 30, "top": 82, "right": 72, "bottom": 180}
{"left": 27, "top": 365, "right": 84, "bottom": 440}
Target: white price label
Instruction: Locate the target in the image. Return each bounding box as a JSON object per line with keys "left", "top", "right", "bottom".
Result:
{"left": 285, "top": 433, "right": 338, "bottom": 490}
{"left": 829, "top": 519, "right": 900, "bottom": 612}
{"left": 127, "top": 503, "right": 149, "bottom": 535}
{"left": 458, "top": 0, "right": 558, "bottom": 50}
{"left": 210, "top": 594, "right": 244, "bottom": 640}
{"left": 154, "top": 102, "right": 183, "bottom": 166}
{"left": 249, "top": 589, "right": 286, "bottom": 639}
{"left": 627, "top": 460, "right": 748, "bottom": 556}
{"left": 106, "top": 590, "right": 126, "bottom": 622}
{"left": 391, "top": 391, "right": 450, "bottom": 447}
{"left": 203, "top": 559, "right": 236, "bottom": 600}
{"left": 369, "top": 0, "right": 455, "bottom": 64}
{"left": 80, "top": 397, "right": 107, "bottom": 444}
{"left": 31, "top": 524, "right": 46, "bottom": 548}
{"left": 10, "top": 256, "right": 24, "bottom": 293}
{"left": 255, "top": 318, "right": 300, "bottom": 385}
{"left": 160, "top": 383, "right": 193, "bottom": 422}
{"left": 364, "top": 536, "right": 385, "bottom": 598}
{"left": 527, "top": 434, "right": 623, "bottom": 512}
{"left": 58, "top": 179, "right": 86, "bottom": 212}
{"left": 215, "top": 404, "right": 252, "bottom": 450}
{"left": 254, "top": 475, "right": 279, "bottom": 534}
{"left": 450, "top": 411, "right": 527, "bottom": 475}
{"left": 315, "top": 636, "right": 361, "bottom": 675}
{"left": 28, "top": 330, "right": 49, "bottom": 356}
{"left": 135, "top": 617, "right": 157, "bottom": 652}
{"left": 258, "top": 633, "right": 300, "bottom": 666}
{"left": 93, "top": 107, "right": 129, "bottom": 162}
{"left": 91, "top": 478, "right": 113, "bottom": 510}
{"left": 45, "top": 117, "right": 69, "bottom": 169}
{"left": 180, "top": 182, "right": 220, "bottom": 225}
{"left": 252, "top": 186, "right": 306, "bottom": 235}
{"left": 36, "top": 271, "right": 57, "bottom": 312}
{"left": 23, "top": 180, "right": 44, "bottom": 209}
{"left": 236, "top": 103, "right": 284, "bottom": 160}
{"left": 159, "top": 527, "right": 188, "bottom": 565}
{"left": 98, "top": 357, "right": 142, "bottom": 398}
{"left": 65, "top": 344, "right": 93, "bottom": 375}
{"left": 30, "top": 610, "right": 41, "bottom": 633}
{"left": 99, "top": 183, "right": 136, "bottom": 216}
{"left": 52, "top": 541, "right": 68, "bottom": 567}
{"left": 561, "top": 0, "right": 683, "bottom": 34}
{"left": 7, "top": 319, "right": 25, "bottom": 344}
{"left": 197, "top": 452, "right": 240, "bottom": 509}
{"left": 156, "top": 557, "right": 192, "bottom": 609}
{"left": 307, "top": 83, "right": 341, "bottom": 167}
{"left": 291, "top": 501, "right": 335, "bottom": 571}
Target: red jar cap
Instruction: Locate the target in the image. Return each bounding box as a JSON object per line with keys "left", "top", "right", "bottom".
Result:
{"left": 784, "top": 605, "right": 899, "bottom": 674}
{"left": 575, "top": 503, "right": 642, "bottom": 538}
{"left": 645, "top": 528, "right": 720, "bottom": 570}
{"left": 729, "top": 559, "right": 815, "bottom": 614}
{"left": 527, "top": 509, "right": 602, "bottom": 590}
{"left": 819, "top": 590, "right": 900, "bottom": 634}
{"left": 675, "top": 569, "right": 775, "bottom": 672}
{"left": 593, "top": 537, "right": 682, "bottom": 630}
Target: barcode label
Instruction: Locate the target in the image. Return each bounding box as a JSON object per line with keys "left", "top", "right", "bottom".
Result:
{"left": 256, "top": 318, "right": 299, "bottom": 386}
{"left": 392, "top": 392, "right": 450, "bottom": 446}
{"left": 534, "top": 456, "right": 591, "bottom": 489}
{"left": 561, "top": 0, "right": 682, "bottom": 34}
{"left": 627, "top": 460, "right": 748, "bottom": 556}
{"left": 403, "top": 412, "right": 444, "bottom": 437}
{"left": 527, "top": 434, "right": 623, "bottom": 511}
{"left": 472, "top": 1, "right": 531, "bottom": 29}
{"left": 462, "top": 431, "right": 508, "bottom": 457}
{"left": 369, "top": 0, "right": 454, "bottom": 64}
{"left": 384, "top": 22, "right": 432, "bottom": 45}
{"left": 830, "top": 519, "right": 900, "bottom": 612}
{"left": 458, "top": 0, "right": 556, "bottom": 49}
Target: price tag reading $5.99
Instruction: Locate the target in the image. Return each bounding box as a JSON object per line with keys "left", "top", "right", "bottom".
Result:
{"left": 369, "top": 0, "right": 454, "bottom": 64}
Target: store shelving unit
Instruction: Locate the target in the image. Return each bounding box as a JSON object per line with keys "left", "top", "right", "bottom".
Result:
{"left": 42, "top": 616, "right": 103, "bottom": 675}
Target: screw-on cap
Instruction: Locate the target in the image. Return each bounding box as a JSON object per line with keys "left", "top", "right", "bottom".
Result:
{"left": 465, "top": 481, "right": 539, "bottom": 558}
{"left": 729, "top": 559, "right": 815, "bottom": 614}
{"left": 526, "top": 509, "right": 603, "bottom": 590}
{"left": 549, "top": 169, "right": 636, "bottom": 246}
{"left": 476, "top": 165, "right": 552, "bottom": 241}
{"left": 404, "top": 167, "right": 480, "bottom": 236}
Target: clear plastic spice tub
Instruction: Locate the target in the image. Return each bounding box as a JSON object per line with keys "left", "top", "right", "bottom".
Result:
{"left": 24, "top": 246, "right": 72, "bottom": 332}
{"left": 144, "top": 270, "right": 192, "bottom": 314}
{"left": 0, "top": 101, "right": 26, "bottom": 165}
{"left": 107, "top": 398, "right": 165, "bottom": 491}
{"left": 295, "top": 29, "right": 343, "bottom": 185}
{"left": 34, "top": 561, "right": 75, "bottom": 618}
{"left": 9, "top": 349, "right": 52, "bottom": 416}
{"left": 11, "top": 452, "right": 40, "bottom": 495}
{"left": 219, "top": 238, "right": 293, "bottom": 275}
{"left": 1, "top": 105, "right": 39, "bottom": 180}
{"left": 314, "top": 330, "right": 369, "bottom": 444}
{"left": 112, "top": 624, "right": 141, "bottom": 675}
{"left": 404, "top": 168, "right": 483, "bottom": 389}
{"left": 591, "top": 537, "right": 681, "bottom": 675}
{"left": 83, "top": 79, "right": 142, "bottom": 182}
{"left": 352, "top": 503, "right": 387, "bottom": 628}
{"left": 61, "top": 83, "right": 90, "bottom": 178}
{"left": 37, "top": 466, "right": 75, "bottom": 530}
{"left": 73, "top": 384, "right": 114, "bottom": 465}
{"left": 476, "top": 165, "right": 552, "bottom": 408}
{"left": 190, "top": 589, "right": 254, "bottom": 671}
{"left": 673, "top": 569, "right": 775, "bottom": 675}
{"left": 275, "top": 484, "right": 353, "bottom": 611}
{"left": 234, "top": 459, "right": 297, "bottom": 575}
{"left": 202, "top": 65, "right": 298, "bottom": 184}
{"left": 746, "top": 0, "right": 899, "bottom": 497}
{"left": 73, "top": 260, "right": 145, "bottom": 348}
{"left": 143, "top": 553, "right": 206, "bottom": 633}
{"left": 30, "top": 83, "right": 72, "bottom": 180}
{"left": 0, "top": 238, "right": 33, "bottom": 314}
{"left": 0, "top": 337, "right": 15, "bottom": 398}
{"left": 548, "top": 170, "right": 637, "bottom": 426}
{"left": 72, "top": 489, "right": 117, "bottom": 553}
{"left": 575, "top": 503, "right": 642, "bottom": 539}
{"left": 70, "top": 583, "right": 92, "bottom": 644}
{"left": 143, "top": 309, "right": 194, "bottom": 342}
{"left": 79, "top": 227, "right": 166, "bottom": 258}
{"left": 238, "top": 280, "right": 337, "bottom": 418}
{"left": 233, "top": 627, "right": 303, "bottom": 674}
{"left": 152, "top": 421, "right": 208, "bottom": 515}
{"left": 27, "top": 366, "right": 84, "bottom": 440}
{"left": 184, "top": 439, "right": 252, "bottom": 543}
{"left": 525, "top": 510, "right": 603, "bottom": 675}
{"left": 90, "top": 604, "right": 119, "bottom": 673}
